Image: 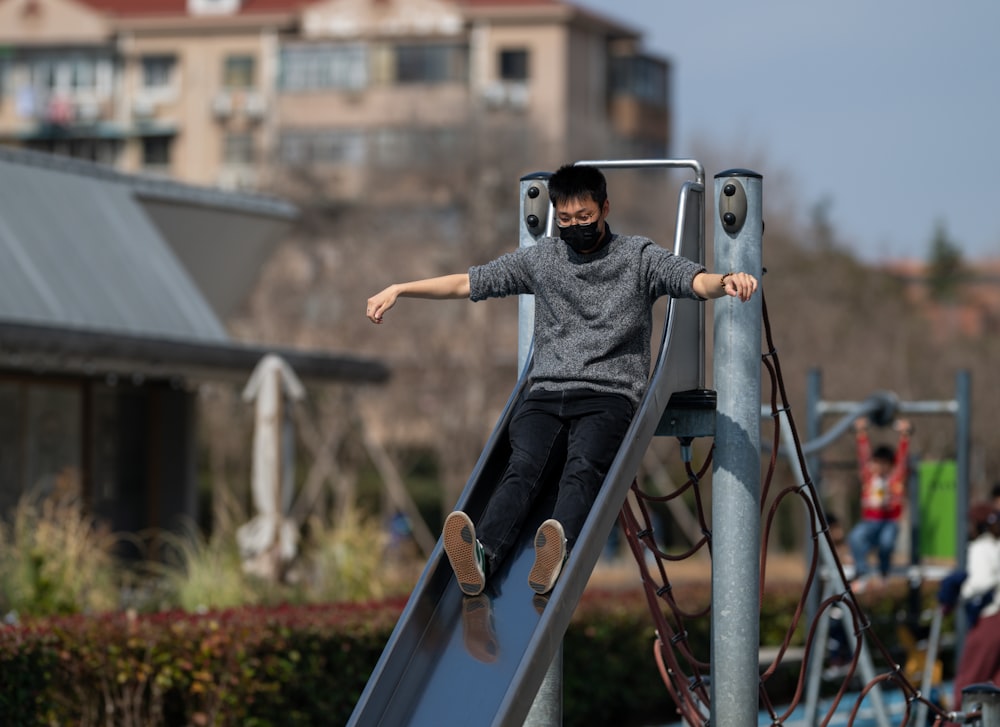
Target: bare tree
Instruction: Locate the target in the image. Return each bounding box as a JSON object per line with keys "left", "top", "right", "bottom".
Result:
{"left": 234, "top": 114, "right": 567, "bottom": 521}
{"left": 226, "top": 126, "right": 1000, "bottom": 554}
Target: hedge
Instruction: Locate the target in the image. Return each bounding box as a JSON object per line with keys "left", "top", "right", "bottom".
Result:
{"left": 0, "top": 583, "right": 934, "bottom": 726}
{"left": 0, "top": 600, "right": 403, "bottom": 727}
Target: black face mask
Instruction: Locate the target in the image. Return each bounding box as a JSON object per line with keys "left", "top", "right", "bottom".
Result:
{"left": 559, "top": 219, "right": 603, "bottom": 254}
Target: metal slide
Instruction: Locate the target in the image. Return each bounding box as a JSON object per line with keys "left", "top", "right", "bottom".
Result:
{"left": 347, "top": 163, "right": 708, "bottom": 727}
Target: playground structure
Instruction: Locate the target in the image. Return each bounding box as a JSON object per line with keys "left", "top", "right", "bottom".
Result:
{"left": 773, "top": 374, "right": 972, "bottom": 727}
{"left": 798, "top": 375, "right": 973, "bottom": 704}
{"left": 347, "top": 160, "right": 997, "bottom": 726}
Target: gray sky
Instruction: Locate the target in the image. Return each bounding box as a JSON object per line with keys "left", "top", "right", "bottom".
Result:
{"left": 572, "top": 0, "right": 1000, "bottom": 261}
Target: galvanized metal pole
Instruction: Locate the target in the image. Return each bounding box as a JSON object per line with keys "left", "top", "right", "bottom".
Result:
{"left": 954, "top": 369, "right": 972, "bottom": 675}
{"left": 962, "top": 683, "right": 1000, "bottom": 727}
{"left": 517, "top": 172, "right": 551, "bottom": 365}
{"left": 518, "top": 172, "right": 562, "bottom": 727}
{"left": 955, "top": 370, "right": 972, "bottom": 574}
{"left": 710, "top": 169, "right": 763, "bottom": 727}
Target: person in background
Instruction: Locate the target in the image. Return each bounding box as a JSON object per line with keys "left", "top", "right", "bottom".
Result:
{"left": 952, "top": 502, "right": 1000, "bottom": 710}
{"left": 847, "top": 417, "right": 911, "bottom": 592}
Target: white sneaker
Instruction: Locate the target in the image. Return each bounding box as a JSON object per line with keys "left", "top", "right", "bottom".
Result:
{"left": 443, "top": 511, "right": 487, "bottom": 596}
{"left": 528, "top": 519, "right": 567, "bottom": 595}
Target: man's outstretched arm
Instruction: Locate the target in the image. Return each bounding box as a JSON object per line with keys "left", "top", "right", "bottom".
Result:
{"left": 366, "top": 273, "right": 471, "bottom": 323}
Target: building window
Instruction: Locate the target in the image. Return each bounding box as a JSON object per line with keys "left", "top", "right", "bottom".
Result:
{"left": 142, "top": 136, "right": 172, "bottom": 168}
{"left": 142, "top": 56, "right": 175, "bottom": 89}
{"left": 69, "top": 139, "right": 119, "bottom": 164}
{"left": 0, "top": 381, "right": 82, "bottom": 515}
{"left": 0, "top": 56, "right": 9, "bottom": 100}
{"left": 277, "top": 133, "right": 309, "bottom": 165}
{"left": 372, "top": 127, "right": 459, "bottom": 167}
{"left": 26, "top": 385, "right": 81, "bottom": 496}
{"left": 25, "top": 138, "right": 122, "bottom": 165}
{"left": 22, "top": 54, "right": 113, "bottom": 101}
{"left": 0, "top": 382, "right": 22, "bottom": 515}
{"left": 499, "top": 49, "right": 529, "bottom": 81}
{"left": 223, "top": 55, "right": 255, "bottom": 89}
{"left": 278, "top": 130, "right": 365, "bottom": 165}
{"left": 70, "top": 58, "right": 97, "bottom": 90}
{"left": 90, "top": 139, "right": 121, "bottom": 166}
{"left": 610, "top": 55, "right": 668, "bottom": 107}
{"left": 393, "top": 44, "right": 467, "bottom": 84}
{"left": 279, "top": 44, "right": 368, "bottom": 91}
{"left": 224, "top": 132, "right": 256, "bottom": 164}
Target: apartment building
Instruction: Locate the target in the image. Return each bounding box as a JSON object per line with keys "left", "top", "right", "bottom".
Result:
{"left": 0, "top": 0, "right": 670, "bottom": 195}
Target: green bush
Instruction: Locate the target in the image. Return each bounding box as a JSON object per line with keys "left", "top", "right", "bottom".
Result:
{"left": 155, "top": 523, "right": 258, "bottom": 613}
{"left": 0, "top": 587, "right": 790, "bottom": 726}
{"left": 0, "top": 599, "right": 405, "bottom": 726}
{"left": 565, "top": 588, "right": 682, "bottom": 726}
{"left": 0, "top": 492, "right": 119, "bottom": 617}
{"left": 300, "top": 508, "right": 396, "bottom": 603}
{"left": 143, "top": 504, "right": 411, "bottom": 613}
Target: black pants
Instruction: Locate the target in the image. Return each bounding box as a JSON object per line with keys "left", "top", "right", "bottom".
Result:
{"left": 476, "top": 388, "right": 634, "bottom": 574}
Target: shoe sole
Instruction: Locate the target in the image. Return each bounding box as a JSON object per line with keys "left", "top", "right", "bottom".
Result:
{"left": 443, "top": 512, "right": 485, "bottom": 596}
{"left": 528, "top": 520, "right": 565, "bottom": 595}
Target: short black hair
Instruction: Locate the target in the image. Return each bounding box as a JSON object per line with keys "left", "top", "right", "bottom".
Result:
{"left": 872, "top": 445, "right": 895, "bottom": 463}
{"left": 992, "top": 482, "right": 1000, "bottom": 499}
{"left": 547, "top": 164, "right": 607, "bottom": 207}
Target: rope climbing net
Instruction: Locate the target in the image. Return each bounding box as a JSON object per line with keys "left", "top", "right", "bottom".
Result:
{"left": 620, "top": 291, "right": 972, "bottom": 727}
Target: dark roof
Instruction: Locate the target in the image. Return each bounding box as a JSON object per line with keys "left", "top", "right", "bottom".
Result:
{"left": 0, "top": 149, "right": 228, "bottom": 342}
{"left": 0, "top": 146, "right": 387, "bottom": 385}
{"left": 0, "top": 146, "right": 297, "bottom": 220}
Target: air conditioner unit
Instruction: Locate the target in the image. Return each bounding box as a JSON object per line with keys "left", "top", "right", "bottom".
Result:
{"left": 481, "top": 81, "right": 529, "bottom": 111}
{"left": 244, "top": 91, "right": 267, "bottom": 120}
{"left": 218, "top": 167, "right": 257, "bottom": 190}
{"left": 481, "top": 81, "right": 506, "bottom": 109}
{"left": 133, "top": 96, "right": 156, "bottom": 118}
{"left": 76, "top": 99, "right": 101, "bottom": 123}
{"left": 188, "top": 0, "right": 240, "bottom": 15}
{"left": 506, "top": 83, "right": 529, "bottom": 110}
{"left": 212, "top": 91, "right": 233, "bottom": 119}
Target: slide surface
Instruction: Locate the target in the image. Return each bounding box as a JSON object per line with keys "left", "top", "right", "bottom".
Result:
{"left": 349, "top": 304, "right": 698, "bottom": 726}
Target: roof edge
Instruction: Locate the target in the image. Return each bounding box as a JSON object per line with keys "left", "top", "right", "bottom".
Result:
{"left": 0, "top": 320, "right": 389, "bottom": 385}
{"left": 0, "top": 146, "right": 298, "bottom": 221}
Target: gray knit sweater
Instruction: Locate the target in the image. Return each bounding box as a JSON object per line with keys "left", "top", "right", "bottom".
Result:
{"left": 468, "top": 231, "right": 705, "bottom": 406}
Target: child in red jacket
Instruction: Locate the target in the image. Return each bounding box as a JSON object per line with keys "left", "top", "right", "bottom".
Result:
{"left": 847, "top": 417, "right": 911, "bottom": 591}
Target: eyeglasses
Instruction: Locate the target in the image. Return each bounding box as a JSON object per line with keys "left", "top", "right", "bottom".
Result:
{"left": 556, "top": 209, "right": 600, "bottom": 227}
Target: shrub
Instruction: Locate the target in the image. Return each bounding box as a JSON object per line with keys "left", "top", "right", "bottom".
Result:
{"left": 155, "top": 523, "right": 259, "bottom": 613}
{"left": 149, "top": 501, "right": 410, "bottom": 613}
{"left": 0, "top": 492, "right": 119, "bottom": 617}
{"left": 299, "top": 507, "right": 398, "bottom": 603}
{"left": 0, "top": 583, "right": 945, "bottom": 726}
{"left": 0, "top": 599, "right": 406, "bottom": 726}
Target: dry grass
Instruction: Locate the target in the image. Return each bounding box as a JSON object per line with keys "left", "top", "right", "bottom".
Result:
{"left": 0, "top": 491, "right": 119, "bottom": 616}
